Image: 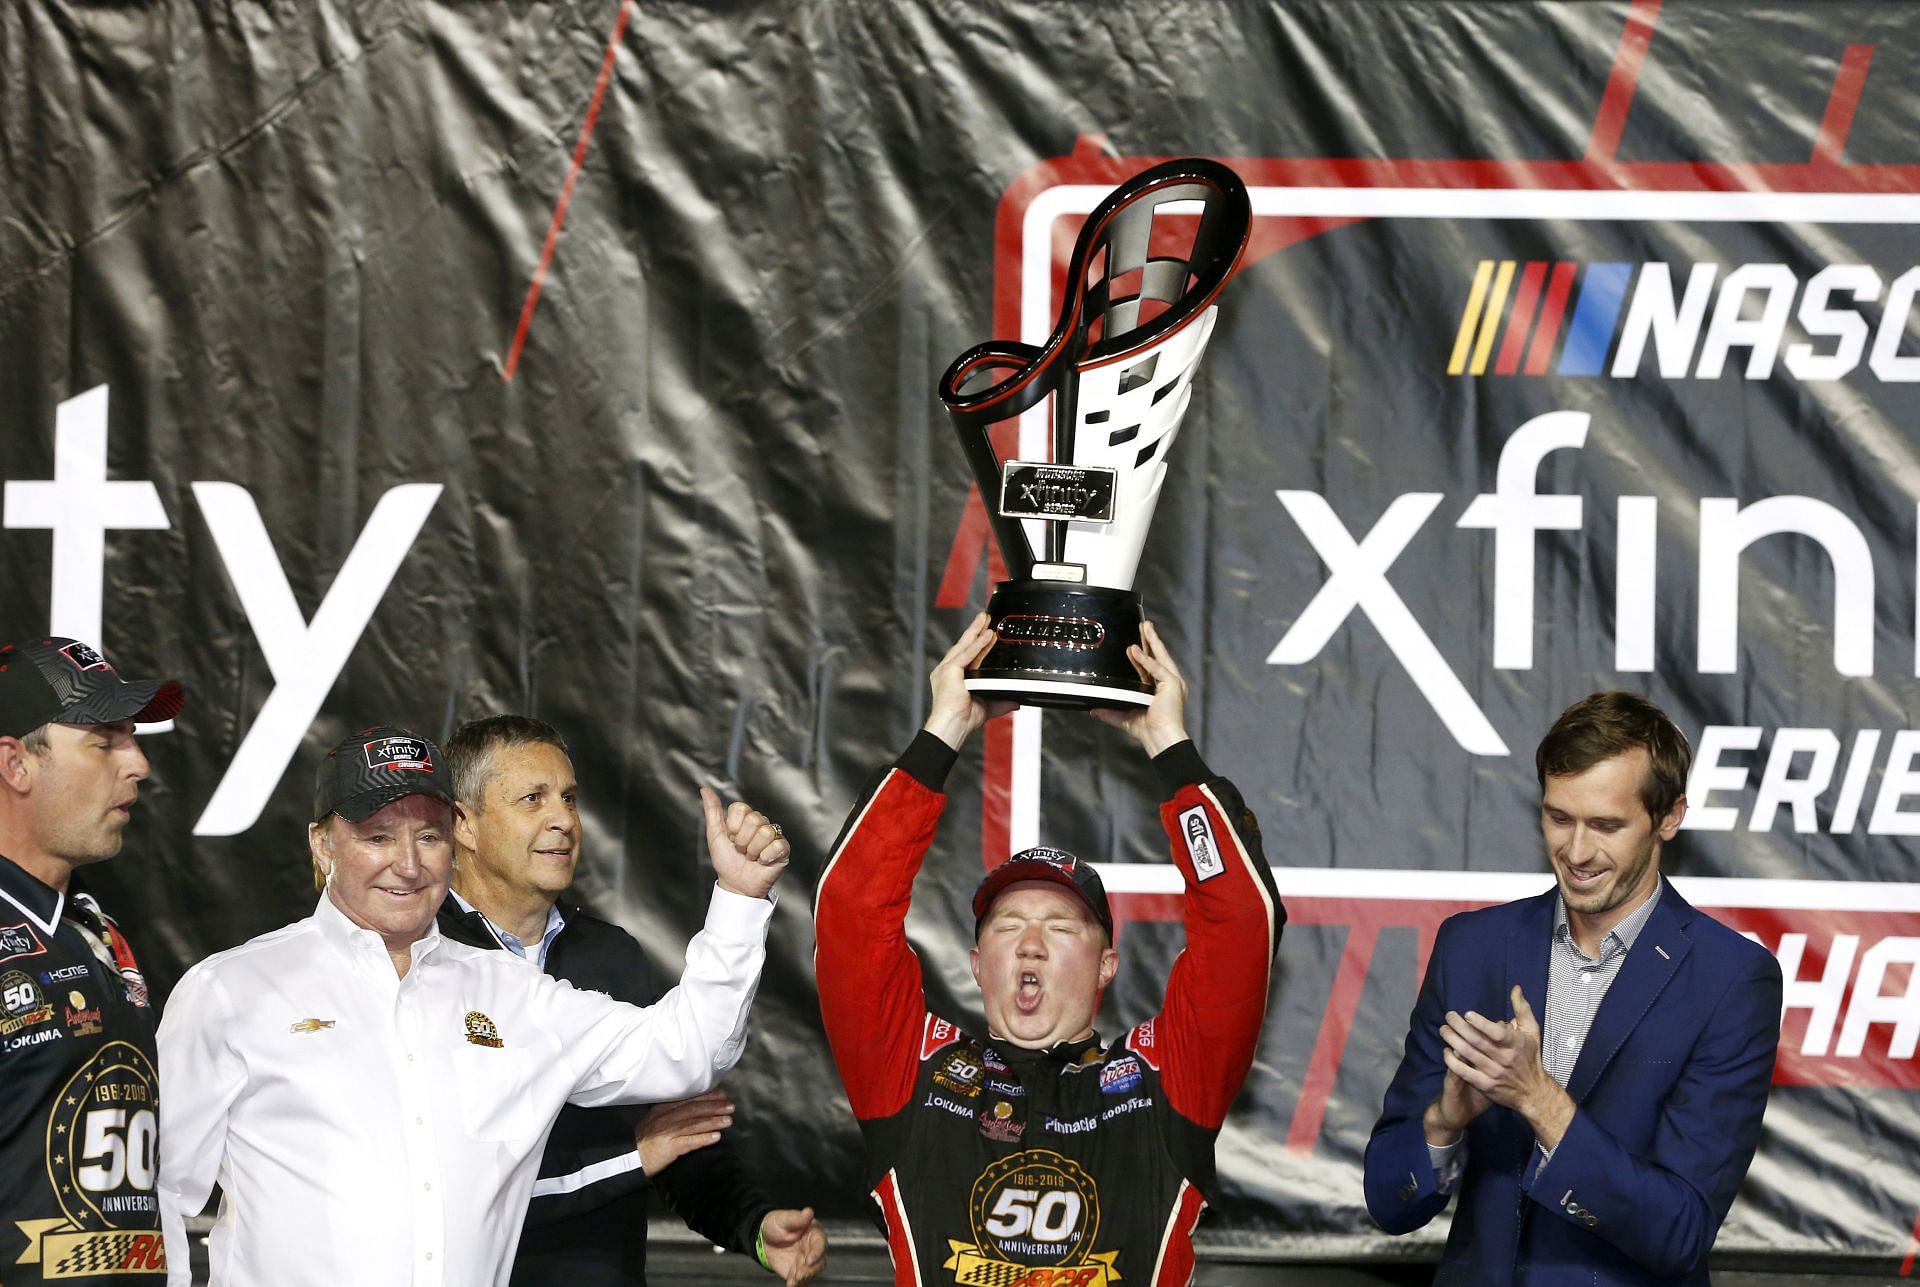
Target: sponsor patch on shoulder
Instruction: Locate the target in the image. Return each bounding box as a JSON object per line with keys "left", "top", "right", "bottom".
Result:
{"left": 921, "top": 1014, "right": 961, "bottom": 1061}
{"left": 0, "top": 923, "right": 46, "bottom": 965}
{"left": 1128, "top": 1019, "right": 1164, "bottom": 1071}
{"left": 1179, "top": 804, "right": 1225, "bottom": 882}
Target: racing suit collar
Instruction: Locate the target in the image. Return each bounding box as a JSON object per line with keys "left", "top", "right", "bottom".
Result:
{"left": 987, "top": 1030, "right": 1104, "bottom": 1069}
{"left": 0, "top": 851, "right": 64, "bottom": 934}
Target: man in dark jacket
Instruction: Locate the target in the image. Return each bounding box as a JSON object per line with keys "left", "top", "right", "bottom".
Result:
{"left": 440, "top": 715, "right": 825, "bottom": 1286}
{"left": 0, "top": 637, "right": 183, "bottom": 1285}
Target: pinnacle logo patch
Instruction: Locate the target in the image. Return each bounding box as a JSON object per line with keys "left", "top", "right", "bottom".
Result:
{"left": 464, "top": 1011, "right": 504, "bottom": 1047}
{"left": 364, "top": 736, "right": 433, "bottom": 772}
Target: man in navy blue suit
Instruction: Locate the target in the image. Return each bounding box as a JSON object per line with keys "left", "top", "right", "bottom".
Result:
{"left": 1364, "top": 692, "right": 1781, "bottom": 1285}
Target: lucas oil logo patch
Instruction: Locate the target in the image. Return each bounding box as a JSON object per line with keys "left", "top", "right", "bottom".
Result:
{"left": 948, "top": 1149, "right": 1118, "bottom": 1285}
{"left": 1178, "top": 805, "right": 1225, "bottom": 882}
{"left": 1098, "top": 1055, "right": 1142, "bottom": 1095}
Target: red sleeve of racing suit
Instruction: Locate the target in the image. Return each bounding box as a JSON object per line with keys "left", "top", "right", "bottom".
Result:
{"left": 1130, "top": 740, "right": 1285, "bottom": 1131}
{"left": 813, "top": 732, "right": 954, "bottom": 1121}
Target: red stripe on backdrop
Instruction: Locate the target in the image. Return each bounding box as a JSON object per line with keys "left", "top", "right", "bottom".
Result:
{"left": 1525, "top": 263, "right": 1579, "bottom": 374}
{"left": 1286, "top": 922, "right": 1381, "bottom": 1154}
{"left": 1493, "top": 262, "right": 1548, "bottom": 375}
{"left": 1587, "top": 0, "right": 1663, "bottom": 167}
{"left": 1814, "top": 44, "right": 1875, "bottom": 166}
{"left": 1109, "top": 894, "right": 1920, "bottom": 1155}
{"left": 504, "top": 0, "right": 634, "bottom": 380}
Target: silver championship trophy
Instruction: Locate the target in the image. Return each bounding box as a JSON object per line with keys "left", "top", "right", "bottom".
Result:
{"left": 939, "top": 157, "right": 1251, "bottom": 707}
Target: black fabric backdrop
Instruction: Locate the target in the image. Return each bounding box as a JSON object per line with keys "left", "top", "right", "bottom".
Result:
{"left": 4, "top": 0, "right": 1918, "bottom": 1264}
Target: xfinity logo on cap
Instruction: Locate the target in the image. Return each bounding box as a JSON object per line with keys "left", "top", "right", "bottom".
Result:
{"left": 1025, "top": 847, "right": 1076, "bottom": 871}
{"left": 59, "top": 641, "right": 110, "bottom": 672}
{"left": 365, "top": 737, "right": 433, "bottom": 771}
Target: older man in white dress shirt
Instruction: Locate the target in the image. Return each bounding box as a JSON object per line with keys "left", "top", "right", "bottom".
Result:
{"left": 155, "top": 725, "right": 790, "bottom": 1287}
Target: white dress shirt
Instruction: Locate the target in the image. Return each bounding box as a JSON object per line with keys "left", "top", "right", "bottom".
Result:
{"left": 155, "top": 885, "right": 771, "bottom": 1286}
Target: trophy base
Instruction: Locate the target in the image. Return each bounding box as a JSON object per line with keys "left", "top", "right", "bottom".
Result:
{"left": 964, "top": 580, "right": 1153, "bottom": 711}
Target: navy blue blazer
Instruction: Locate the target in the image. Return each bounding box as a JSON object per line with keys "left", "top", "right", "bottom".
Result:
{"left": 1363, "top": 879, "right": 1781, "bottom": 1285}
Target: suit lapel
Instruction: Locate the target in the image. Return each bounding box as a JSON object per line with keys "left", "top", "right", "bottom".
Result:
{"left": 1505, "top": 889, "right": 1556, "bottom": 1154}
{"left": 1505, "top": 888, "right": 1556, "bottom": 1023}
{"left": 1565, "top": 882, "right": 1694, "bottom": 1102}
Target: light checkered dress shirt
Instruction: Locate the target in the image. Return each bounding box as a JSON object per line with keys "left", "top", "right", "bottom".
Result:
{"left": 1543, "top": 881, "right": 1663, "bottom": 1086}
{"left": 1428, "top": 880, "right": 1664, "bottom": 1189}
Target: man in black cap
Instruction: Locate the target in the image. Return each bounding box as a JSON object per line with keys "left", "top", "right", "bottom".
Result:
{"left": 815, "top": 616, "right": 1284, "bottom": 1284}
{"left": 156, "top": 724, "right": 790, "bottom": 1287}
{"left": 0, "top": 636, "right": 183, "bottom": 1284}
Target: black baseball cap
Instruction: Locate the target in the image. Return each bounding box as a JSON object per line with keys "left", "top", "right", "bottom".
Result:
{"left": 0, "top": 637, "right": 185, "bottom": 739}
{"left": 313, "top": 724, "right": 456, "bottom": 823}
{"left": 972, "top": 846, "right": 1113, "bottom": 940}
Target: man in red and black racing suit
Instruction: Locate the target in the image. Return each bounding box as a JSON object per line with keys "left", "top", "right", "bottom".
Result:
{"left": 816, "top": 616, "right": 1283, "bottom": 1286}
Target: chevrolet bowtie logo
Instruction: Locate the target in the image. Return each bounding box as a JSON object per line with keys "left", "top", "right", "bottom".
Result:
{"left": 289, "top": 1018, "right": 336, "bottom": 1034}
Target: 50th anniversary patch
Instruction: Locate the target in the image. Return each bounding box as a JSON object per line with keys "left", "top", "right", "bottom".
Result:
{"left": 947, "top": 1150, "right": 1118, "bottom": 1286}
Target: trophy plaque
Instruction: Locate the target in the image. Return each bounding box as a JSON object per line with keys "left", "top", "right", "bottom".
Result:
{"left": 938, "top": 157, "right": 1251, "bottom": 707}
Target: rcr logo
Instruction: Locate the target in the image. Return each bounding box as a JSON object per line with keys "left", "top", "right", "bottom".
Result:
{"left": 3, "top": 386, "right": 441, "bottom": 836}
{"left": 1270, "top": 409, "right": 1879, "bottom": 755}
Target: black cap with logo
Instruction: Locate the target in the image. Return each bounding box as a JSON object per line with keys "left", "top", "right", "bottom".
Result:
{"left": 972, "top": 845, "right": 1114, "bottom": 940}
{"left": 0, "top": 638, "right": 185, "bottom": 739}
{"left": 313, "top": 725, "right": 456, "bottom": 823}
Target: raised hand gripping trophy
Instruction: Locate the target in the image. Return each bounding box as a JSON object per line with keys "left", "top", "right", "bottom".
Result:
{"left": 939, "top": 157, "right": 1251, "bottom": 707}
